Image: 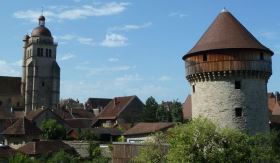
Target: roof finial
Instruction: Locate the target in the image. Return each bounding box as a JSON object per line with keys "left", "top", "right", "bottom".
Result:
{"left": 221, "top": 7, "right": 228, "bottom": 13}
{"left": 41, "top": 6, "right": 44, "bottom": 16}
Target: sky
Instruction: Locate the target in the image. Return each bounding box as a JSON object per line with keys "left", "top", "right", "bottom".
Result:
{"left": 0, "top": 0, "right": 279, "bottom": 103}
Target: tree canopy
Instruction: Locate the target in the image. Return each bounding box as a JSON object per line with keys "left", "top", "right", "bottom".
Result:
{"left": 134, "top": 118, "right": 280, "bottom": 163}
{"left": 41, "top": 119, "right": 66, "bottom": 140}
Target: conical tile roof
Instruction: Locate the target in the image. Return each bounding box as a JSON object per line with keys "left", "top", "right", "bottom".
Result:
{"left": 183, "top": 9, "right": 273, "bottom": 59}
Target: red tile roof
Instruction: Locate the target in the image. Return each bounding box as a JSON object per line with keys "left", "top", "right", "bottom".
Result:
{"left": 97, "top": 96, "right": 136, "bottom": 120}
{"left": 183, "top": 10, "right": 272, "bottom": 59}
{"left": 18, "top": 140, "right": 76, "bottom": 156}
{"left": 65, "top": 118, "right": 93, "bottom": 128}
{"left": 0, "top": 146, "right": 16, "bottom": 158}
{"left": 26, "top": 108, "right": 47, "bottom": 121}
{"left": 86, "top": 98, "right": 112, "bottom": 109}
{"left": 2, "top": 117, "right": 41, "bottom": 136}
{"left": 183, "top": 95, "right": 192, "bottom": 120}
{"left": 124, "top": 122, "right": 175, "bottom": 136}
{"left": 53, "top": 108, "right": 95, "bottom": 119}
{"left": 0, "top": 76, "right": 21, "bottom": 95}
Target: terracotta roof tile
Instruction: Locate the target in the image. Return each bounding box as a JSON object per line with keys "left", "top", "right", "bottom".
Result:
{"left": 53, "top": 108, "right": 95, "bottom": 119}
{"left": 89, "top": 127, "right": 122, "bottom": 136}
{"left": 86, "top": 98, "right": 112, "bottom": 109}
{"left": 183, "top": 95, "right": 192, "bottom": 120}
{"left": 2, "top": 117, "right": 41, "bottom": 136}
{"left": 65, "top": 118, "right": 93, "bottom": 128}
{"left": 26, "top": 108, "right": 46, "bottom": 121}
{"left": 97, "top": 96, "right": 135, "bottom": 120}
{"left": 124, "top": 122, "right": 175, "bottom": 136}
{"left": 183, "top": 10, "right": 272, "bottom": 59}
{"left": 0, "top": 76, "right": 21, "bottom": 95}
{"left": 18, "top": 140, "right": 76, "bottom": 156}
{"left": 0, "top": 146, "right": 16, "bottom": 158}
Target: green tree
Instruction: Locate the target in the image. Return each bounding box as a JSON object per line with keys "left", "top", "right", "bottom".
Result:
{"left": 41, "top": 119, "right": 66, "bottom": 140}
{"left": 143, "top": 96, "right": 159, "bottom": 122}
{"left": 78, "top": 129, "right": 99, "bottom": 141}
{"left": 134, "top": 118, "right": 280, "bottom": 163}
{"left": 169, "top": 100, "right": 183, "bottom": 122}
{"left": 47, "top": 150, "right": 79, "bottom": 163}
{"left": 88, "top": 142, "right": 110, "bottom": 163}
{"left": 156, "top": 104, "right": 169, "bottom": 122}
{"left": 9, "top": 153, "right": 36, "bottom": 163}
{"left": 133, "top": 132, "right": 167, "bottom": 163}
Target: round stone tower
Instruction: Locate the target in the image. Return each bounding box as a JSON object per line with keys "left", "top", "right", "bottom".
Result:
{"left": 182, "top": 9, "right": 273, "bottom": 134}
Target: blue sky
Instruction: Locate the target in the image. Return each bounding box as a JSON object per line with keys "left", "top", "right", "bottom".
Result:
{"left": 0, "top": 0, "right": 279, "bottom": 103}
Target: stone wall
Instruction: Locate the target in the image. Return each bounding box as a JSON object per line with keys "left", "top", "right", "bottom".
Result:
{"left": 63, "top": 141, "right": 90, "bottom": 158}
{"left": 191, "top": 78, "right": 269, "bottom": 134}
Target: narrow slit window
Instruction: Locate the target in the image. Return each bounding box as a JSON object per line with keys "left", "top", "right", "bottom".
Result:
{"left": 37, "top": 48, "right": 40, "bottom": 56}
{"left": 260, "top": 52, "right": 264, "bottom": 60}
{"left": 192, "top": 85, "right": 195, "bottom": 93}
{"left": 42, "top": 82, "right": 45, "bottom": 87}
{"left": 203, "top": 54, "right": 207, "bottom": 61}
{"left": 235, "top": 107, "right": 242, "bottom": 117}
{"left": 235, "top": 81, "right": 241, "bottom": 89}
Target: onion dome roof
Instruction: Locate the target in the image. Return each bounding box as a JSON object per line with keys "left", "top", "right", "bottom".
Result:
{"left": 31, "top": 15, "right": 52, "bottom": 37}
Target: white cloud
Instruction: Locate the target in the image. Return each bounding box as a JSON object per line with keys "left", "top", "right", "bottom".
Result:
{"left": 60, "top": 53, "right": 76, "bottom": 61}
{"left": 109, "top": 22, "right": 152, "bottom": 32}
{"left": 115, "top": 74, "right": 143, "bottom": 82}
{"left": 260, "top": 31, "right": 278, "bottom": 39}
{"left": 0, "top": 60, "right": 21, "bottom": 76}
{"left": 77, "top": 37, "right": 95, "bottom": 46}
{"left": 169, "top": 12, "right": 188, "bottom": 18}
{"left": 76, "top": 65, "right": 134, "bottom": 76}
{"left": 56, "top": 34, "right": 95, "bottom": 46}
{"left": 13, "top": 2, "right": 129, "bottom": 22}
{"left": 101, "top": 33, "right": 128, "bottom": 47}
{"left": 108, "top": 58, "right": 119, "bottom": 62}
{"left": 159, "top": 75, "right": 171, "bottom": 81}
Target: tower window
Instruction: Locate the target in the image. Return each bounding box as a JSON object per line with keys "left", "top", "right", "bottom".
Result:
{"left": 203, "top": 54, "right": 207, "bottom": 61}
{"left": 235, "top": 81, "right": 241, "bottom": 89}
{"left": 42, "top": 82, "right": 45, "bottom": 87}
{"left": 37, "top": 48, "right": 43, "bottom": 56}
{"left": 235, "top": 107, "right": 243, "bottom": 117}
{"left": 49, "top": 49, "right": 52, "bottom": 57}
{"left": 260, "top": 52, "right": 264, "bottom": 60}
{"left": 192, "top": 85, "right": 195, "bottom": 93}
{"left": 46, "top": 49, "right": 49, "bottom": 57}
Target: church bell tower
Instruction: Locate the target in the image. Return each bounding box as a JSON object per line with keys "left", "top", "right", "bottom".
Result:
{"left": 22, "top": 15, "right": 60, "bottom": 113}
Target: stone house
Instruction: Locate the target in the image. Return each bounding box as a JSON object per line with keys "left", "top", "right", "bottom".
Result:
{"left": 1, "top": 117, "right": 41, "bottom": 149}
{"left": 26, "top": 107, "right": 71, "bottom": 131}
{"left": 92, "top": 95, "right": 144, "bottom": 128}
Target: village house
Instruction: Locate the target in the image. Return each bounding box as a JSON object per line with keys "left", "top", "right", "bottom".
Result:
{"left": 92, "top": 95, "right": 144, "bottom": 128}
{"left": 85, "top": 98, "right": 112, "bottom": 116}
{"left": 1, "top": 117, "right": 41, "bottom": 149}
{"left": 123, "top": 122, "right": 175, "bottom": 143}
